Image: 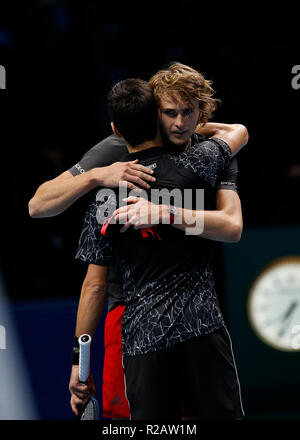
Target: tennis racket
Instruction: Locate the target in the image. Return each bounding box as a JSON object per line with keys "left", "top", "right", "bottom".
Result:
{"left": 77, "top": 334, "right": 99, "bottom": 420}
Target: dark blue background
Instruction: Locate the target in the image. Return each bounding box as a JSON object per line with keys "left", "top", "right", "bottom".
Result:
{"left": 11, "top": 298, "right": 107, "bottom": 420}
{"left": 0, "top": 0, "right": 299, "bottom": 421}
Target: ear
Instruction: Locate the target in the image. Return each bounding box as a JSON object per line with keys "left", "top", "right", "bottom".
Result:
{"left": 111, "top": 122, "right": 123, "bottom": 138}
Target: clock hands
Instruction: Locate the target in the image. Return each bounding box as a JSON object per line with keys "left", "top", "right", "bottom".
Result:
{"left": 248, "top": 259, "right": 300, "bottom": 351}
{"left": 277, "top": 301, "right": 298, "bottom": 338}
{"left": 263, "top": 300, "right": 298, "bottom": 334}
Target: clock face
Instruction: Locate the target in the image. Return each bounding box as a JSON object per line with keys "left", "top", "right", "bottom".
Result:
{"left": 247, "top": 257, "right": 300, "bottom": 352}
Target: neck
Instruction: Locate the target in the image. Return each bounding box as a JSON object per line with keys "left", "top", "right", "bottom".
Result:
{"left": 183, "top": 138, "right": 191, "bottom": 151}
{"left": 126, "top": 132, "right": 164, "bottom": 153}
{"left": 160, "top": 130, "right": 192, "bottom": 153}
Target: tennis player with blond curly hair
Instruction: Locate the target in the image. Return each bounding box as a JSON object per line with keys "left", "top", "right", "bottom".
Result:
{"left": 29, "top": 62, "right": 247, "bottom": 419}
{"left": 72, "top": 74, "right": 246, "bottom": 419}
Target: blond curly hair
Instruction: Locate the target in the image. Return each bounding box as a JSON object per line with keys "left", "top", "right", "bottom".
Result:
{"left": 149, "top": 62, "right": 219, "bottom": 124}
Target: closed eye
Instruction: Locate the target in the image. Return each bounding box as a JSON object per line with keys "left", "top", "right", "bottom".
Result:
{"left": 163, "top": 109, "right": 177, "bottom": 117}
{"left": 182, "top": 108, "right": 194, "bottom": 117}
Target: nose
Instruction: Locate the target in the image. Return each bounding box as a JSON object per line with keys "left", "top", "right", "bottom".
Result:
{"left": 174, "top": 114, "right": 185, "bottom": 129}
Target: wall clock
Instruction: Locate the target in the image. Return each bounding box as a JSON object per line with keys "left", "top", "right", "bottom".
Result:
{"left": 247, "top": 256, "right": 300, "bottom": 352}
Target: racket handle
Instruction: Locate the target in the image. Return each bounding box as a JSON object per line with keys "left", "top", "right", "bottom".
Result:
{"left": 79, "top": 334, "right": 92, "bottom": 383}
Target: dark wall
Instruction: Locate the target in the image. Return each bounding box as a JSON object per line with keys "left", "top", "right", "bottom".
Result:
{"left": 0, "top": 0, "right": 299, "bottom": 421}
{"left": 2, "top": 1, "right": 299, "bottom": 300}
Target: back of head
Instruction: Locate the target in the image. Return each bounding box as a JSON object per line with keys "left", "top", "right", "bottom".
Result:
{"left": 107, "top": 78, "right": 158, "bottom": 147}
{"left": 149, "top": 62, "right": 219, "bottom": 124}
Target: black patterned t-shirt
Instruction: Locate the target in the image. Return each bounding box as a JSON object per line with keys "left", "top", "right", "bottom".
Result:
{"left": 71, "top": 133, "right": 238, "bottom": 311}
{"left": 76, "top": 136, "right": 232, "bottom": 356}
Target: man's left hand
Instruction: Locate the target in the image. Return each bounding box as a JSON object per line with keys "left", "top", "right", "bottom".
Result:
{"left": 112, "top": 196, "right": 163, "bottom": 232}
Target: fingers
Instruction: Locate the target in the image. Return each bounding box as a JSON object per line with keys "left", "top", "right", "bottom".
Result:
{"left": 127, "top": 168, "right": 156, "bottom": 183}
{"left": 70, "top": 384, "right": 92, "bottom": 416}
{"left": 69, "top": 367, "right": 95, "bottom": 416}
{"left": 120, "top": 221, "right": 132, "bottom": 233}
{"left": 120, "top": 219, "right": 147, "bottom": 231}
{"left": 69, "top": 375, "right": 93, "bottom": 398}
{"left": 114, "top": 212, "right": 130, "bottom": 224}
{"left": 123, "top": 196, "right": 139, "bottom": 204}
{"left": 71, "top": 383, "right": 90, "bottom": 400}
{"left": 112, "top": 197, "right": 138, "bottom": 218}
{"left": 112, "top": 206, "right": 127, "bottom": 220}
{"left": 125, "top": 162, "right": 156, "bottom": 189}
{"left": 129, "top": 160, "right": 155, "bottom": 178}
{"left": 70, "top": 394, "right": 90, "bottom": 416}
{"left": 70, "top": 395, "right": 81, "bottom": 416}
{"left": 102, "top": 160, "right": 156, "bottom": 191}
{"left": 123, "top": 173, "right": 152, "bottom": 190}
{"left": 119, "top": 180, "right": 142, "bottom": 193}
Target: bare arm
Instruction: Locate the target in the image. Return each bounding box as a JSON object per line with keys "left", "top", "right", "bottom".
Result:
{"left": 28, "top": 161, "right": 155, "bottom": 218}
{"left": 28, "top": 170, "right": 96, "bottom": 218}
{"left": 196, "top": 122, "right": 249, "bottom": 155}
{"left": 74, "top": 264, "right": 108, "bottom": 337}
{"left": 166, "top": 189, "right": 243, "bottom": 242}
{"left": 113, "top": 190, "right": 243, "bottom": 243}
{"left": 69, "top": 264, "right": 108, "bottom": 416}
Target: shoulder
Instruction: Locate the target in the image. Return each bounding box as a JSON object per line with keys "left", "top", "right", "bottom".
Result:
{"left": 191, "top": 133, "right": 232, "bottom": 157}
{"left": 185, "top": 136, "right": 232, "bottom": 170}
{"left": 69, "top": 134, "right": 128, "bottom": 175}
{"left": 86, "top": 134, "right": 128, "bottom": 164}
{"left": 168, "top": 134, "right": 232, "bottom": 187}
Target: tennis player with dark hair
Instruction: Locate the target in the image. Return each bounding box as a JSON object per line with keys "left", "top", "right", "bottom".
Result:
{"left": 69, "top": 64, "right": 246, "bottom": 419}
{"left": 73, "top": 75, "right": 246, "bottom": 420}
{"left": 28, "top": 62, "right": 247, "bottom": 419}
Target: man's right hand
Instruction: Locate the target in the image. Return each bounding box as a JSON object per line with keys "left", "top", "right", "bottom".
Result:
{"left": 69, "top": 365, "right": 96, "bottom": 416}
{"left": 93, "top": 159, "right": 156, "bottom": 191}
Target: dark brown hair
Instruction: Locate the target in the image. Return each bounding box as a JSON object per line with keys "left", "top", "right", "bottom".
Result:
{"left": 107, "top": 78, "right": 158, "bottom": 146}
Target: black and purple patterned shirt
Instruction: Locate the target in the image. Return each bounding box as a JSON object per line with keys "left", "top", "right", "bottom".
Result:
{"left": 76, "top": 135, "right": 233, "bottom": 356}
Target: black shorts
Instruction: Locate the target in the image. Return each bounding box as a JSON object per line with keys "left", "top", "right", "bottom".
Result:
{"left": 123, "top": 326, "right": 244, "bottom": 420}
